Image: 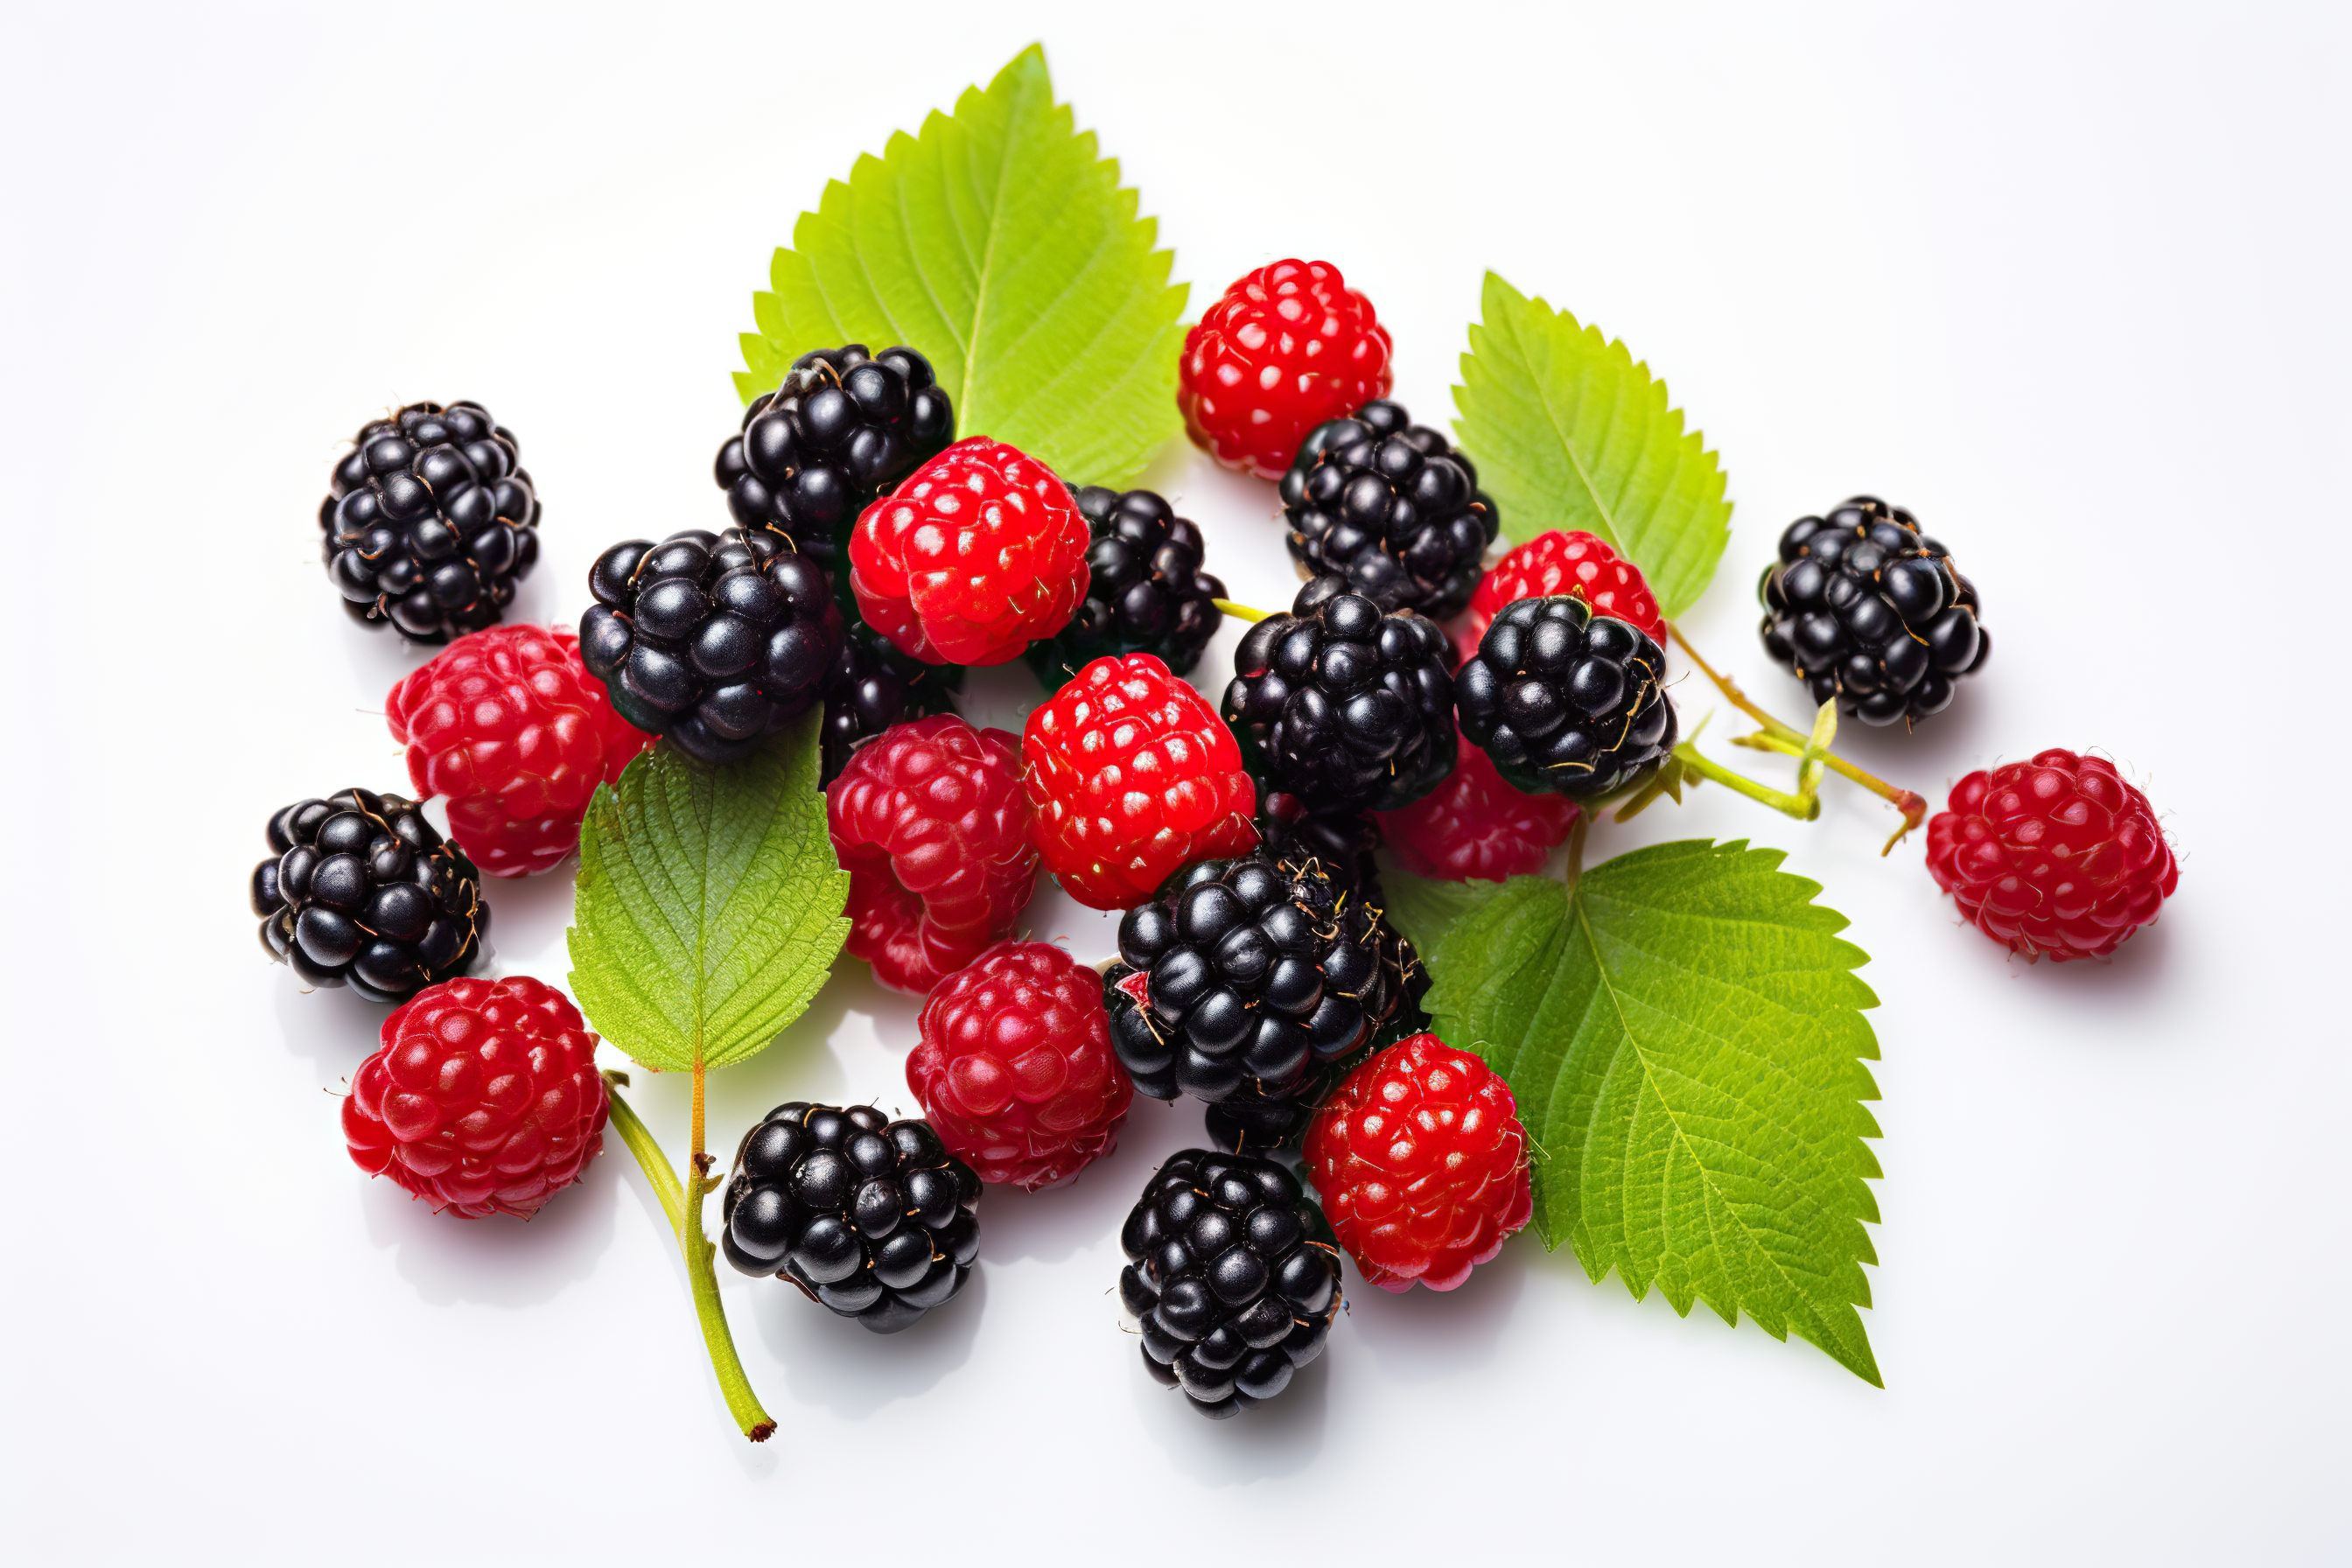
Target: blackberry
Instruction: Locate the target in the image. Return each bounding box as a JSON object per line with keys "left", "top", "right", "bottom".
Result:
{"left": 318, "top": 401, "right": 540, "bottom": 643}
{"left": 251, "top": 788, "right": 486, "bottom": 1004}
{"left": 819, "top": 631, "right": 961, "bottom": 786}
{"left": 1118, "top": 1148, "right": 1341, "bottom": 1417}
{"left": 1758, "top": 495, "right": 1989, "bottom": 726}
{"left": 1256, "top": 792, "right": 1384, "bottom": 903}
{"left": 1105, "top": 843, "right": 1418, "bottom": 1130}
{"left": 1222, "top": 577, "right": 1457, "bottom": 814}
{"left": 720, "top": 1102, "right": 981, "bottom": 1334}
{"left": 1280, "top": 400, "right": 1498, "bottom": 620}
{"left": 1456, "top": 596, "right": 1677, "bottom": 801}
{"left": 578, "top": 527, "right": 844, "bottom": 766}
{"left": 714, "top": 345, "right": 955, "bottom": 579}
{"left": 1024, "top": 486, "right": 1227, "bottom": 682}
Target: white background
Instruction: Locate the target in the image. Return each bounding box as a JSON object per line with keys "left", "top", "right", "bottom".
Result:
{"left": 4, "top": 2, "right": 2346, "bottom": 1562}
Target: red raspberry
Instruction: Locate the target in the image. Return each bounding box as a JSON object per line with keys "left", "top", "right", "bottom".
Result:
{"left": 849, "top": 437, "right": 1090, "bottom": 667}
{"left": 1021, "top": 653, "right": 1259, "bottom": 911}
{"left": 343, "top": 976, "right": 609, "bottom": 1219}
{"left": 1179, "top": 259, "right": 1395, "bottom": 480}
{"left": 1926, "top": 748, "right": 2179, "bottom": 962}
{"left": 1379, "top": 733, "right": 1579, "bottom": 882}
{"left": 906, "top": 942, "right": 1133, "bottom": 1191}
{"left": 385, "top": 624, "right": 650, "bottom": 878}
{"left": 827, "top": 714, "right": 1039, "bottom": 995}
{"left": 1304, "top": 1033, "right": 1532, "bottom": 1292}
{"left": 1455, "top": 529, "right": 1667, "bottom": 663}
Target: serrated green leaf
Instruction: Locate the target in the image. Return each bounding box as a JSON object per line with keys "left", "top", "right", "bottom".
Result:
{"left": 1378, "top": 864, "right": 1499, "bottom": 959}
{"left": 567, "top": 712, "right": 850, "bottom": 1074}
{"left": 1421, "top": 841, "right": 1885, "bottom": 1383}
{"left": 735, "top": 44, "right": 1187, "bottom": 488}
{"left": 1453, "top": 272, "right": 1732, "bottom": 618}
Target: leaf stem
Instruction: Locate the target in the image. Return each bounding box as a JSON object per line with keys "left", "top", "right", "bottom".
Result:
{"left": 1667, "top": 624, "right": 1928, "bottom": 853}
{"left": 1563, "top": 809, "right": 1590, "bottom": 894}
{"left": 600, "top": 1070, "right": 775, "bottom": 1443}
{"left": 1673, "top": 739, "right": 1823, "bottom": 822}
{"left": 1213, "top": 598, "right": 1271, "bottom": 624}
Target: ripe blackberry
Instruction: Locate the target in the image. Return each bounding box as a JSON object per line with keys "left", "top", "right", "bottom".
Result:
{"left": 1104, "top": 843, "right": 1418, "bottom": 1130}
{"left": 714, "top": 345, "right": 955, "bottom": 578}
{"left": 1255, "top": 792, "right": 1384, "bottom": 902}
{"left": 1281, "top": 400, "right": 1499, "bottom": 620}
{"left": 1118, "top": 1148, "right": 1341, "bottom": 1417}
{"left": 319, "top": 401, "right": 540, "bottom": 642}
{"left": 1758, "top": 495, "right": 1989, "bottom": 726}
{"left": 344, "top": 976, "right": 607, "bottom": 1220}
{"left": 579, "top": 527, "right": 844, "bottom": 766}
{"left": 251, "top": 788, "right": 486, "bottom": 1004}
{"left": 819, "top": 632, "right": 960, "bottom": 786}
{"left": 1180, "top": 259, "right": 1394, "bottom": 480}
{"left": 1456, "top": 596, "right": 1676, "bottom": 801}
{"left": 1025, "top": 486, "right": 1227, "bottom": 682}
{"left": 1460, "top": 528, "right": 1663, "bottom": 662}
{"left": 1222, "top": 577, "right": 1457, "bottom": 814}
{"left": 720, "top": 1102, "right": 981, "bottom": 1334}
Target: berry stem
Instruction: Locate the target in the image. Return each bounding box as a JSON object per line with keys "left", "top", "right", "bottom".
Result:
{"left": 1666, "top": 623, "right": 1928, "bottom": 853}
{"left": 599, "top": 1070, "right": 776, "bottom": 1444}
{"left": 1213, "top": 598, "right": 1271, "bottom": 624}
{"left": 1672, "top": 739, "right": 1824, "bottom": 822}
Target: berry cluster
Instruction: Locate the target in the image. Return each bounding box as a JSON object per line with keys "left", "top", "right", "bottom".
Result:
{"left": 253, "top": 789, "right": 486, "bottom": 1003}
{"left": 1026, "top": 486, "right": 1227, "bottom": 682}
{"left": 1456, "top": 595, "right": 1677, "bottom": 802}
{"left": 1180, "top": 259, "right": 1392, "bottom": 480}
{"left": 1282, "top": 400, "right": 1498, "bottom": 620}
{"left": 319, "top": 401, "right": 540, "bottom": 642}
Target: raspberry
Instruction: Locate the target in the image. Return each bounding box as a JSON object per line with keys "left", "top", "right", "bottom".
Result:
{"left": 906, "top": 942, "right": 1134, "bottom": 1191}
{"left": 818, "top": 632, "right": 961, "bottom": 786}
{"left": 1025, "top": 486, "right": 1228, "bottom": 683}
{"left": 1302, "top": 1033, "right": 1533, "bottom": 1292}
{"left": 1759, "top": 495, "right": 1989, "bottom": 727}
{"left": 825, "top": 715, "right": 1038, "bottom": 996}
{"left": 1281, "top": 400, "right": 1499, "bottom": 620}
{"left": 579, "top": 527, "right": 844, "bottom": 766}
{"left": 384, "top": 624, "right": 651, "bottom": 878}
{"left": 1458, "top": 529, "right": 1664, "bottom": 663}
{"left": 1456, "top": 596, "right": 1677, "bottom": 801}
{"left": 1180, "top": 259, "right": 1394, "bottom": 480}
{"left": 715, "top": 345, "right": 956, "bottom": 578}
{"left": 721, "top": 1102, "right": 981, "bottom": 1334}
{"left": 1379, "top": 733, "right": 1579, "bottom": 882}
{"left": 850, "top": 438, "right": 1091, "bottom": 667}
{"left": 1021, "top": 653, "right": 1260, "bottom": 911}
{"left": 1118, "top": 1148, "right": 1341, "bottom": 1417}
{"left": 1104, "top": 843, "right": 1419, "bottom": 1132}
{"left": 1925, "top": 748, "right": 2178, "bottom": 962}
{"left": 252, "top": 788, "right": 486, "bottom": 1003}
{"left": 343, "top": 976, "right": 608, "bottom": 1219}
{"left": 319, "top": 401, "right": 541, "bottom": 642}
{"left": 1222, "top": 577, "right": 1457, "bottom": 814}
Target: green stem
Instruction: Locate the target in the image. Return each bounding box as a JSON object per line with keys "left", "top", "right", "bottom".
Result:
{"left": 601, "top": 1069, "right": 775, "bottom": 1443}
{"left": 1213, "top": 598, "right": 1271, "bottom": 624}
{"left": 1563, "top": 809, "right": 1591, "bottom": 895}
{"left": 1673, "top": 739, "right": 1822, "bottom": 822}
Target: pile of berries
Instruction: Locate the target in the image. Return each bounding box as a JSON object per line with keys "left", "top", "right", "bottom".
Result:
{"left": 262, "top": 230, "right": 2175, "bottom": 1450}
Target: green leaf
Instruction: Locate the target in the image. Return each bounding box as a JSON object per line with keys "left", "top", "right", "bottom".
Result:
{"left": 567, "top": 711, "right": 850, "bottom": 1074}
{"left": 1378, "top": 864, "right": 1500, "bottom": 959}
{"left": 1453, "top": 272, "right": 1733, "bottom": 618}
{"left": 1421, "top": 841, "right": 1885, "bottom": 1383}
{"left": 735, "top": 44, "right": 1187, "bottom": 488}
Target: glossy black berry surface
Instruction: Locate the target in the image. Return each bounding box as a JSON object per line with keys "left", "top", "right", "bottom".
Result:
{"left": 1105, "top": 843, "right": 1419, "bottom": 1128}
{"left": 1119, "top": 1149, "right": 1340, "bottom": 1418}
{"left": 318, "top": 401, "right": 540, "bottom": 643}
{"left": 721, "top": 1102, "right": 981, "bottom": 1334}
{"left": 819, "top": 630, "right": 962, "bottom": 786}
{"left": 579, "top": 527, "right": 845, "bottom": 766}
{"left": 714, "top": 345, "right": 954, "bottom": 578}
{"left": 1222, "top": 576, "right": 1457, "bottom": 814}
{"left": 1025, "top": 486, "right": 1227, "bottom": 682}
{"left": 1455, "top": 595, "right": 1676, "bottom": 801}
{"left": 1280, "top": 400, "right": 1498, "bottom": 620}
{"left": 1758, "top": 495, "right": 1989, "bottom": 726}
{"left": 251, "top": 788, "right": 486, "bottom": 1004}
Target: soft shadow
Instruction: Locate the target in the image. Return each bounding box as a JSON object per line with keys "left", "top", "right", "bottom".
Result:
{"left": 2001, "top": 905, "right": 2188, "bottom": 1018}
{"left": 357, "top": 1142, "right": 622, "bottom": 1308}
{"left": 1129, "top": 1331, "right": 1330, "bottom": 1482}
{"left": 478, "top": 864, "right": 580, "bottom": 965}
{"left": 978, "top": 1142, "right": 1158, "bottom": 1266}
{"left": 1340, "top": 1237, "right": 1531, "bottom": 1382}
{"left": 274, "top": 974, "right": 396, "bottom": 1075}
{"left": 746, "top": 1263, "right": 986, "bottom": 1417}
